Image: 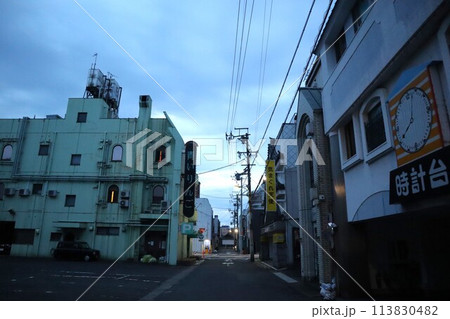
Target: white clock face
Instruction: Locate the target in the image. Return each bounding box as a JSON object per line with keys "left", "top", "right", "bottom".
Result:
{"left": 395, "top": 88, "right": 432, "bottom": 153}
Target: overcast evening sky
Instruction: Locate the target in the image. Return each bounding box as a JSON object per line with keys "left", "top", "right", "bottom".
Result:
{"left": 0, "top": 0, "right": 330, "bottom": 225}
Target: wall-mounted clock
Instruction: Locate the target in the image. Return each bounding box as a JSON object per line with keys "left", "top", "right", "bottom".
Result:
{"left": 394, "top": 87, "right": 432, "bottom": 153}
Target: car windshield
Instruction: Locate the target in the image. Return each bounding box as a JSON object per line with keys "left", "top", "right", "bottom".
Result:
{"left": 78, "top": 242, "right": 90, "bottom": 249}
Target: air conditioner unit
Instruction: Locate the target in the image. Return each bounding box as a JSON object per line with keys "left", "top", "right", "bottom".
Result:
{"left": 48, "top": 190, "right": 58, "bottom": 198}
{"left": 120, "top": 191, "right": 130, "bottom": 198}
{"left": 4, "top": 188, "right": 15, "bottom": 196}
{"left": 19, "top": 189, "right": 31, "bottom": 196}
{"left": 120, "top": 200, "right": 129, "bottom": 208}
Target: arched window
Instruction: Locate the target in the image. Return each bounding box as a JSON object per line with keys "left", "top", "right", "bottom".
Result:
{"left": 107, "top": 185, "right": 119, "bottom": 203}
{"left": 152, "top": 185, "right": 164, "bottom": 204}
{"left": 1, "top": 144, "right": 12, "bottom": 160}
{"left": 361, "top": 97, "right": 386, "bottom": 153}
{"left": 155, "top": 146, "right": 166, "bottom": 163}
{"left": 111, "top": 145, "right": 123, "bottom": 162}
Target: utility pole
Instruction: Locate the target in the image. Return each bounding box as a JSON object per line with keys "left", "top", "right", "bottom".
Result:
{"left": 226, "top": 128, "right": 255, "bottom": 262}
{"left": 235, "top": 171, "right": 244, "bottom": 254}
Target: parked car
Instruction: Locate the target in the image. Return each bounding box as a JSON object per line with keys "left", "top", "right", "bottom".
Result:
{"left": 52, "top": 241, "right": 100, "bottom": 261}
{"left": 0, "top": 243, "right": 11, "bottom": 255}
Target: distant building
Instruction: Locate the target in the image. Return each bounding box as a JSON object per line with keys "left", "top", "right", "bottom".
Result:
{"left": 212, "top": 215, "right": 220, "bottom": 250}
{"left": 0, "top": 67, "right": 184, "bottom": 265}
{"left": 191, "top": 198, "right": 213, "bottom": 254}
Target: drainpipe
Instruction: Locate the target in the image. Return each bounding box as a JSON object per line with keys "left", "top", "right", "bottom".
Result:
{"left": 37, "top": 182, "right": 49, "bottom": 256}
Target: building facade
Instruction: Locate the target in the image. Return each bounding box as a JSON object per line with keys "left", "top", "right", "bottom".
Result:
{"left": 191, "top": 198, "right": 213, "bottom": 254}
{"left": 307, "top": 0, "right": 450, "bottom": 298}
{"left": 0, "top": 68, "right": 184, "bottom": 265}
{"left": 260, "top": 120, "right": 301, "bottom": 269}
{"left": 294, "top": 88, "right": 335, "bottom": 285}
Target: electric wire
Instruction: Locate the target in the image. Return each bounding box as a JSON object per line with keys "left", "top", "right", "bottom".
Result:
{"left": 254, "top": 0, "right": 274, "bottom": 143}
{"left": 229, "top": 0, "right": 248, "bottom": 133}
{"left": 252, "top": 0, "right": 378, "bottom": 193}
{"left": 226, "top": 0, "right": 242, "bottom": 133}
{"left": 251, "top": 0, "right": 317, "bottom": 168}
{"left": 230, "top": 0, "right": 256, "bottom": 130}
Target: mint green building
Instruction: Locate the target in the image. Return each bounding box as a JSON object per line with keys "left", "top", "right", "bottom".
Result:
{"left": 0, "top": 69, "right": 184, "bottom": 264}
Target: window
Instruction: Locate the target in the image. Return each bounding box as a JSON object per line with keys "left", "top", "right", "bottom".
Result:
{"left": 107, "top": 185, "right": 119, "bottom": 203}
{"left": 152, "top": 185, "right": 164, "bottom": 204}
{"left": 38, "top": 144, "right": 49, "bottom": 156}
{"left": 111, "top": 145, "right": 123, "bottom": 162}
{"left": 96, "top": 227, "right": 120, "bottom": 236}
{"left": 0, "top": 183, "right": 4, "bottom": 200}
{"left": 32, "top": 183, "right": 43, "bottom": 195}
{"left": 352, "top": 0, "right": 372, "bottom": 33}
{"left": 13, "top": 229, "right": 35, "bottom": 245}
{"left": 363, "top": 99, "right": 386, "bottom": 152}
{"left": 1, "top": 144, "right": 12, "bottom": 160}
{"left": 77, "top": 112, "right": 87, "bottom": 123}
{"left": 359, "top": 89, "right": 392, "bottom": 162}
{"left": 343, "top": 120, "right": 356, "bottom": 160}
{"left": 65, "top": 195, "right": 76, "bottom": 207}
{"left": 334, "top": 27, "right": 347, "bottom": 63}
{"left": 70, "top": 154, "right": 81, "bottom": 166}
{"left": 339, "top": 115, "right": 363, "bottom": 167}
{"left": 155, "top": 146, "right": 166, "bottom": 163}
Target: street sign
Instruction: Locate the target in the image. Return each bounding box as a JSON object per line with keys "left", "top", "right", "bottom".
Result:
{"left": 198, "top": 234, "right": 204, "bottom": 240}
{"left": 181, "top": 222, "right": 195, "bottom": 235}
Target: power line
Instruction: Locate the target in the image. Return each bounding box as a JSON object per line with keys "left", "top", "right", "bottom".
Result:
{"left": 251, "top": 0, "right": 317, "bottom": 167}
{"left": 227, "top": 0, "right": 242, "bottom": 133}
{"left": 252, "top": 0, "right": 377, "bottom": 193}
{"left": 230, "top": 0, "right": 256, "bottom": 131}
{"left": 254, "top": 0, "right": 274, "bottom": 143}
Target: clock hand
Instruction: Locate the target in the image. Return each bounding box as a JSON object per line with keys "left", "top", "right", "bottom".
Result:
{"left": 409, "top": 95, "right": 413, "bottom": 121}
{"left": 402, "top": 117, "right": 413, "bottom": 139}
{"left": 402, "top": 96, "right": 414, "bottom": 139}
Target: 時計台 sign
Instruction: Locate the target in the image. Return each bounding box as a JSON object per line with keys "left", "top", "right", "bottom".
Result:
{"left": 389, "top": 146, "right": 450, "bottom": 204}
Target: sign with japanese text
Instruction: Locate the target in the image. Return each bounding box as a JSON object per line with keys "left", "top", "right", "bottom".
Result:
{"left": 266, "top": 160, "right": 276, "bottom": 212}
{"left": 389, "top": 146, "right": 450, "bottom": 203}
{"left": 183, "top": 141, "right": 197, "bottom": 218}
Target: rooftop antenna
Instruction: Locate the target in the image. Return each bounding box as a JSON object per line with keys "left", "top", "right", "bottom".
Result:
{"left": 91, "top": 52, "right": 98, "bottom": 69}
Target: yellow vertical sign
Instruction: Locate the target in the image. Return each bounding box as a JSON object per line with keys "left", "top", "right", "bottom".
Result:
{"left": 266, "top": 160, "right": 276, "bottom": 212}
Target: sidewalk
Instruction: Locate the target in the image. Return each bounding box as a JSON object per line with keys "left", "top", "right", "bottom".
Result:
{"left": 256, "top": 259, "right": 324, "bottom": 301}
